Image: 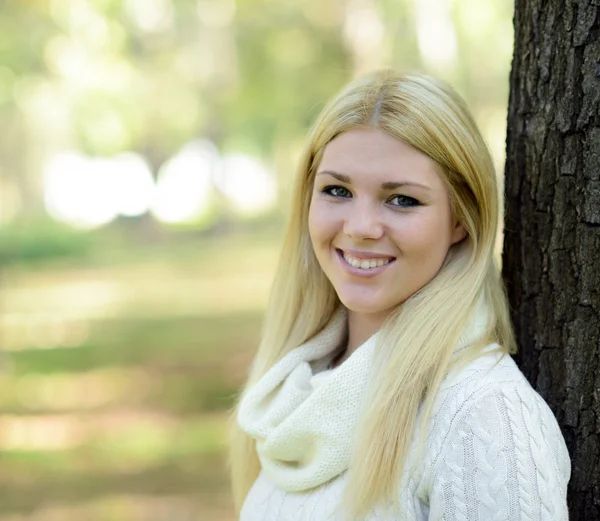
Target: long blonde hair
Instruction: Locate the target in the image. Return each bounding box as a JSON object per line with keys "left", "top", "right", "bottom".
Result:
{"left": 229, "top": 69, "right": 516, "bottom": 518}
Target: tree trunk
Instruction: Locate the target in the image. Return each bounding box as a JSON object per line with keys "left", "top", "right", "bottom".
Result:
{"left": 503, "top": 1, "right": 600, "bottom": 518}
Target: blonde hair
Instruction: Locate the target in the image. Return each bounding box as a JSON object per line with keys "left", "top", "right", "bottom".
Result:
{"left": 229, "top": 69, "right": 516, "bottom": 518}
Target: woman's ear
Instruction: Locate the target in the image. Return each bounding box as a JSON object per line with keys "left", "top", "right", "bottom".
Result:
{"left": 451, "top": 220, "right": 468, "bottom": 245}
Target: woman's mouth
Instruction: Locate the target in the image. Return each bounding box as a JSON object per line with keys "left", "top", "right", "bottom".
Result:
{"left": 336, "top": 249, "right": 396, "bottom": 271}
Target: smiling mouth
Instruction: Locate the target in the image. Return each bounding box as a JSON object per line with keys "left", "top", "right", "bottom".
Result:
{"left": 337, "top": 249, "right": 396, "bottom": 270}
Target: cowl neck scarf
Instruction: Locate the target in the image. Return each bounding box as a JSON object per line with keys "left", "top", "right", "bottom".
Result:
{"left": 237, "top": 303, "right": 490, "bottom": 493}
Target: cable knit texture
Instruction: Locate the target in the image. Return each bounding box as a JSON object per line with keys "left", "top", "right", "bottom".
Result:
{"left": 237, "top": 307, "right": 571, "bottom": 520}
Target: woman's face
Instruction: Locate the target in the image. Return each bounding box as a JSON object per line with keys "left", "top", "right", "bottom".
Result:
{"left": 308, "top": 127, "right": 466, "bottom": 322}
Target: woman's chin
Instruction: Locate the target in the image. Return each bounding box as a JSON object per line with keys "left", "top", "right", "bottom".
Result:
{"left": 337, "top": 295, "right": 390, "bottom": 317}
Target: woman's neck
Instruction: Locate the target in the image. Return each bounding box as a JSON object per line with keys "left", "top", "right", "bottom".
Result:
{"left": 329, "top": 308, "right": 392, "bottom": 369}
{"left": 345, "top": 308, "right": 389, "bottom": 353}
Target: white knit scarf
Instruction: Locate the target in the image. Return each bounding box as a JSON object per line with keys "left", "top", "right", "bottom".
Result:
{"left": 237, "top": 303, "right": 490, "bottom": 493}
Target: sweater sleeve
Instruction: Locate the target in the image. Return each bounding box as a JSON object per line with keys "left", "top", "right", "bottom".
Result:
{"left": 427, "top": 383, "right": 571, "bottom": 521}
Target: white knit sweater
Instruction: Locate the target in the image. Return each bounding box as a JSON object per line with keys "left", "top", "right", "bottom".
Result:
{"left": 238, "top": 309, "right": 571, "bottom": 520}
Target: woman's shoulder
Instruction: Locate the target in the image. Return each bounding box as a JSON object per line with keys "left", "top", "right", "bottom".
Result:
{"left": 423, "top": 345, "right": 570, "bottom": 473}
{"left": 435, "top": 345, "right": 533, "bottom": 411}
{"left": 431, "top": 345, "right": 564, "bottom": 431}
{"left": 431, "top": 346, "right": 562, "bottom": 440}
{"left": 418, "top": 346, "right": 571, "bottom": 519}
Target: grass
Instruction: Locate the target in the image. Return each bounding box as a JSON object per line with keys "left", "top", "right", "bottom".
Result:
{"left": 7, "top": 311, "right": 261, "bottom": 375}
{"left": 0, "top": 231, "right": 278, "bottom": 520}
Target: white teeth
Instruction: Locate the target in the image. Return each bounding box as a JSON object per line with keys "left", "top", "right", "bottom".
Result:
{"left": 342, "top": 252, "right": 392, "bottom": 270}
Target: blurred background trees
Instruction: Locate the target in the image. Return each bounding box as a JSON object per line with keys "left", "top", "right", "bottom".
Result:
{"left": 0, "top": 0, "right": 514, "bottom": 519}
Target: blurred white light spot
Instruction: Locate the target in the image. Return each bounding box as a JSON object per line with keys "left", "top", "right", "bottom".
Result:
{"left": 344, "top": 4, "right": 384, "bottom": 53}
{"left": 0, "top": 414, "right": 85, "bottom": 450}
{"left": 45, "top": 36, "right": 88, "bottom": 80}
{"left": 125, "top": 0, "right": 174, "bottom": 33}
{"left": 44, "top": 152, "right": 117, "bottom": 229}
{"left": 44, "top": 152, "right": 155, "bottom": 229}
{"left": 151, "top": 140, "right": 217, "bottom": 224}
{"left": 197, "top": 0, "right": 236, "bottom": 28}
{"left": 217, "top": 154, "right": 277, "bottom": 216}
{"left": 414, "top": 0, "right": 458, "bottom": 70}
{"left": 108, "top": 153, "right": 154, "bottom": 217}
{"left": 342, "top": 0, "right": 386, "bottom": 73}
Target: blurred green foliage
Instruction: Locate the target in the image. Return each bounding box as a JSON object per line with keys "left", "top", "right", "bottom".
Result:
{"left": 0, "top": 0, "right": 512, "bottom": 232}
{"left": 0, "top": 1, "right": 514, "bottom": 519}
{"left": 0, "top": 219, "right": 93, "bottom": 265}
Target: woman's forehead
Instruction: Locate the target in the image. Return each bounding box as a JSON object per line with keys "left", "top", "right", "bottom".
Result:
{"left": 316, "top": 128, "right": 445, "bottom": 190}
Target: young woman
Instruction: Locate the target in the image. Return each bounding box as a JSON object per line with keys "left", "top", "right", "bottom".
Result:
{"left": 230, "top": 70, "right": 570, "bottom": 520}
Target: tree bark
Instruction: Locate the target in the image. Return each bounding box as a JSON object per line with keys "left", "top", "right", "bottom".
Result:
{"left": 503, "top": 1, "right": 600, "bottom": 518}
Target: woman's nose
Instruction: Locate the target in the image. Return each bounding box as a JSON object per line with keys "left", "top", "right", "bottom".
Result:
{"left": 342, "top": 201, "right": 384, "bottom": 240}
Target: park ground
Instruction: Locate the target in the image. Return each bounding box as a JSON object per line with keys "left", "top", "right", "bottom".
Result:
{"left": 0, "top": 231, "right": 279, "bottom": 521}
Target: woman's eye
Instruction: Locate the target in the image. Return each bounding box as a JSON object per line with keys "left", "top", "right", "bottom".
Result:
{"left": 322, "top": 186, "right": 351, "bottom": 198}
{"left": 389, "top": 195, "right": 420, "bottom": 207}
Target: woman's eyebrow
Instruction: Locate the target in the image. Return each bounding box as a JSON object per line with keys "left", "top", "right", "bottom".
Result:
{"left": 316, "top": 170, "right": 351, "bottom": 183}
{"left": 381, "top": 181, "right": 431, "bottom": 191}
{"left": 317, "top": 170, "right": 430, "bottom": 191}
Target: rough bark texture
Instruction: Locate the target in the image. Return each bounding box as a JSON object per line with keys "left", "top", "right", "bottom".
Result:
{"left": 503, "top": 1, "right": 600, "bottom": 519}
